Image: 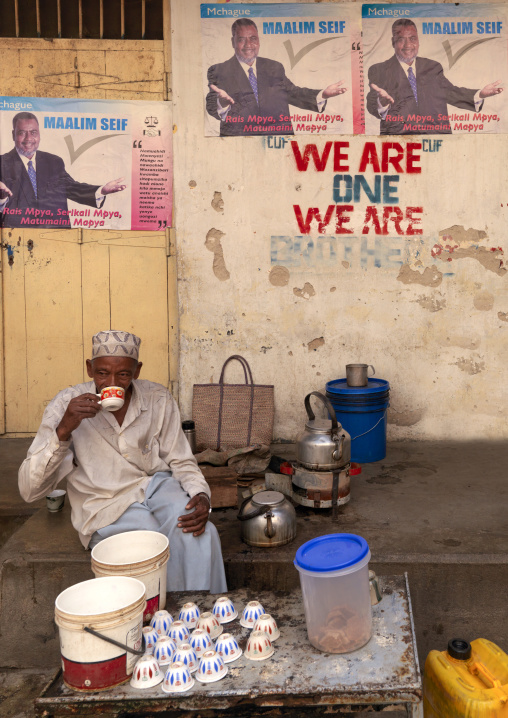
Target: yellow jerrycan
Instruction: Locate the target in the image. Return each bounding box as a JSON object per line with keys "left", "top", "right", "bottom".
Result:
{"left": 424, "top": 638, "right": 508, "bottom": 717}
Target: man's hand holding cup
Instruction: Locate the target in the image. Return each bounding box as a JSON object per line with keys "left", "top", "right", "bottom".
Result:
{"left": 56, "top": 386, "right": 125, "bottom": 441}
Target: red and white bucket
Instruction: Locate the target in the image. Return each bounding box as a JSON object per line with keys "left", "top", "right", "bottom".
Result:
{"left": 55, "top": 576, "right": 146, "bottom": 691}
{"left": 91, "top": 530, "right": 169, "bottom": 622}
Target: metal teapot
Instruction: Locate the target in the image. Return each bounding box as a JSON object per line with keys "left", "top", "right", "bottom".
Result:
{"left": 237, "top": 490, "right": 296, "bottom": 547}
{"left": 297, "top": 391, "right": 351, "bottom": 471}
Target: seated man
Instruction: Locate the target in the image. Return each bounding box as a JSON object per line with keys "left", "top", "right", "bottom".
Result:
{"left": 18, "top": 330, "right": 227, "bottom": 593}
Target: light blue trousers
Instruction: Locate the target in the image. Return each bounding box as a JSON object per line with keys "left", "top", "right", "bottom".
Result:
{"left": 89, "top": 472, "right": 227, "bottom": 594}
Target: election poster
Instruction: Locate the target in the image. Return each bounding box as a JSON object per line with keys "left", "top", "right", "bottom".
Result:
{"left": 362, "top": 3, "right": 508, "bottom": 136}
{"left": 0, "top": 97, "right": 172, "bottom": 230}
{"left": 201, "top": 3, "right": 362, "bottom": 137}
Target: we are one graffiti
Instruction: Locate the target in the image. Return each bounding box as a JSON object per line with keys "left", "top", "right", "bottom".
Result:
{"left": 291, "top": 140, "right": 425, "bottom": 237}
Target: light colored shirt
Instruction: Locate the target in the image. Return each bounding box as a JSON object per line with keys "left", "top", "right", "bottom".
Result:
{"left": 398, "top": 57, "right": 418, "bottom": 81}
{"left": 18, "top": 152, "right": 38, "bottom": 172}
{"left": 238, "top": 56, "right": 257, "bottom": 77}
{"left": 18, "top": 379, "right": 210, "bottom": 548}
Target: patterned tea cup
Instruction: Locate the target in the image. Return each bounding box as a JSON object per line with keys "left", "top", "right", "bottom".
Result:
{"left": 195, "top": 649, "right": 228, "bottom": 683}
{"left": 142, "top": 626, "right": 159, "bottom": 655}
{"left": 153, "top": 635, "right": 178, "bottom": 666}
{"left": 196, "top": 611, "right": 223, "bottom": 639}
{"left": 214, "top": 633, "right": 242, "bottom": 663}
{"left": 168, "top": 620, "right": 190, "bottom": 645}
{"left": 245, "top": 630, "right": 275, "bottom": 661}
{"left": 162, "top": 660, "right": 195, "bottom": 694}
{"left": 172, "top": 642, "right": 198, "bottom": 673}
{"left": 212, "top": 596, "right": 238, "bottom": 624}
{"left": 130, "top": 654, "right": 163, "bottom": 689}
{"left": 253, "top": 613, "right": 280, "bottom": 641}
{"left": 150, "top": 610, "right": 174, "bottom": 636}
{"left": 240, "top": 600, "right": 265, "bottom": 628}
{"left": 189, "top": 628, "right": 214, "bottom": 656}
{"left": 178, "top": 602, "right": 201, "bottom": 630}
{"left": 96, "top": 385, "right": 125, "bottom": 411}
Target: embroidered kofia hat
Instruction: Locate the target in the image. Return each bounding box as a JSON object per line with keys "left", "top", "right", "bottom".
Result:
{"left": 92, "top": 330, "right": 141, "bottom": 360}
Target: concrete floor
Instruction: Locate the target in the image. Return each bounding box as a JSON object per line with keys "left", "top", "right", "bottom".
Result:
{"left": 0, "top": 669, "right": 54, "bottom": 718}
{"left": 1, "top": 437, "right": 507, "bottom": 716}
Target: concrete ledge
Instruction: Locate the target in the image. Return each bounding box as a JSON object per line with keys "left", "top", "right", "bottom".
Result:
{"left": 0, "top": 503, "right": 93, "bottom": 668}
{"left": 0, "top": 438, "right": 38, "bottom": 514}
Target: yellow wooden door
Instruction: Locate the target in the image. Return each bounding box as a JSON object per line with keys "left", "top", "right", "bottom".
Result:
{"left": 2, "top": 228, "right": 84, "bottom": 433}
{"left": 81, "top": 230, "right": 171, "bottom": 387}
{"left": 0, "top": 35, "right": 175, "bottom": 435}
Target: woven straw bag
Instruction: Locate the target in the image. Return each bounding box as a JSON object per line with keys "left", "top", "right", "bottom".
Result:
{"left": 192, "top": 355, "right": 274, "bottom": 451}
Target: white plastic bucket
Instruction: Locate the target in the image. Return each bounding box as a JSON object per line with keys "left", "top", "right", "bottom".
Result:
{"left": 55, "top": 576, "right": 146, "bottom": 691}
{"left": 294, "top": 534, "right": 372, "bottom": 654}
{"left": 91, "top": 530, "right": 169, "bottom": 622}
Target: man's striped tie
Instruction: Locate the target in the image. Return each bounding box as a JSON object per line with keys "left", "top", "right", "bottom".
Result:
{"left": 248, "top": 67, "right": 259, "bottom": 105}
{"left": 27, "top": 159, "right": 37, "bottom": 198}
{"left": 407, "top": 66, "right": 418, "bottom": 102}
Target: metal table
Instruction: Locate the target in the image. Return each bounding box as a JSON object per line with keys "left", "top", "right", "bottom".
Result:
{"left": 36, "top": 574, "right": 422, "bottom": 717}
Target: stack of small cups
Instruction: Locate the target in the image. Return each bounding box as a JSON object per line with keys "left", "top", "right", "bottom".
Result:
{"left": 212, "top": 596, "right": 243, "bottom": 668}
{"left": 130, "top": 609, "right": 176, "bottom": 690}
{"left": 240, "top": 600, "right": 278, "bottom": 661}
{"left": 160, "top": 603, "right": 201, "bottom": 693}
{"left": 193, "top": 597, "right": 234, "bottom": 684}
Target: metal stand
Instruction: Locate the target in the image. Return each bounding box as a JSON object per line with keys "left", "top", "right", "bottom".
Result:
{"left": 36, "top": 575, "right": 422, "bottom": 717}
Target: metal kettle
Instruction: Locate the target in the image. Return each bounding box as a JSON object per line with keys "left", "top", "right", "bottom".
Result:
{"left": 237, "top": 490, "right": 297, "bottom": 547}
{"left": 297, "top": 391, "right": 351, "bottom": 471}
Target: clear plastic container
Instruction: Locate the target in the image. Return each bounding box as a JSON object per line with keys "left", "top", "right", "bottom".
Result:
{"left": 294, "top": 533, "right": 372, "bottom": 653}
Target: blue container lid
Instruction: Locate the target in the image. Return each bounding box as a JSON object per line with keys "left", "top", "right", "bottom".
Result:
{"left": 294, "top": 534, "right": 370, "bottom": 573}
{"left": 326, "top": 378, "right": 390, "bottom": 396}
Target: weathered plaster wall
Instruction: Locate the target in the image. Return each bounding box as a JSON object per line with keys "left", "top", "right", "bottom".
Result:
{"left": 172, "top": 0, "right": 508, "bottom": 441}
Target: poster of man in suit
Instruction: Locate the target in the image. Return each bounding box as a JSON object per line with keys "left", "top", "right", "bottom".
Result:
{"left": 201, "top": 3, "right": 361, "bottom": 137}
{"left": 0, "top": 97, "right": 171, "bottom": 229}
{"left": 363, "top": 3, "right": 507, "bottom": 135}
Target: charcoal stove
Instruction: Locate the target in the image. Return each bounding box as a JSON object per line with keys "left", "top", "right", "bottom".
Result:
{"left": 266, "top": 391, "right": 361, "bottom": 514}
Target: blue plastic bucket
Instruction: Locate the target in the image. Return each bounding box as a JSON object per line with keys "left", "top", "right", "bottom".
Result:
{"left": 326, "top": 379, "right": 390, "bottom": 463}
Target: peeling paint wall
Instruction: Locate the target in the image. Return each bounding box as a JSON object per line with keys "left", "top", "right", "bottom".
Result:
{"left": 172, "top": 0, "right": 508, "bottom": 441}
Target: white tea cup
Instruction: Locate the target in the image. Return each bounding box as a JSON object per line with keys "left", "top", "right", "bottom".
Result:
{"left": 46, "top": 489, "right": 66, "bottom": 512}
